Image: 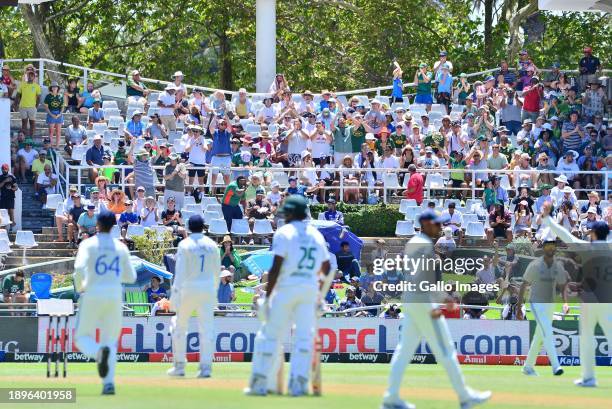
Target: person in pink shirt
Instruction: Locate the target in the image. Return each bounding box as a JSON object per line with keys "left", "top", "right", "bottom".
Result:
{"left": 403, "top": 164, "right": 424, "bottom": 205}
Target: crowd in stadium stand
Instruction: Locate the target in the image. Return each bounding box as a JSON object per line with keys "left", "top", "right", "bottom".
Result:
{"left": 1, "top": 45, "right": 609, "bottom": 318}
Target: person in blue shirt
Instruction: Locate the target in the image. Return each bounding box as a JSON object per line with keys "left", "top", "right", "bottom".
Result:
{"left": 285, "top": 176, "right": 306, "bottom": 196}
{"left": 118, "top": 200, "right": 139, "bottom": 234}
{"left": 323, "top": 198, "right": 344, "bottom": 224}
{"left": 87, "top": 99, "right": 105, "bottom": 125}
{"left": 435, "top": 63, "right": 453, "bottom": 114}
{"left": 335, "top": 241, "right": 361, "bottom": 282}
{"left": 391, "top": 60, "right": 403, "bottom": 103}
{"left": 125, "top": 111, "right": 144, "bottom": 138}
{"left": 217, "top": 269, "right": 235, "bottom": 306}
{"left": 145, "top": 276, "right": 167, "bottom": 303}
{"left": 81, "top": 82, "right": 96, "bottom": 110}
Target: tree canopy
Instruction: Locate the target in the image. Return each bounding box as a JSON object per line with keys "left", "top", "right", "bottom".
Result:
{"left": 0, "top": 0, "right": 609, "bottom": 91}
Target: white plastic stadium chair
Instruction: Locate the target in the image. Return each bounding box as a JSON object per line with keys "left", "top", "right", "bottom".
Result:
{"left": 0, "top": 229, "right": 12, "bottom": 245}
{"left": 461, "top": 213, "right": 479, "bottom": 227}
{"left": 200, "top": 196, "right": 219, "bottom": 208}
{"left": 104, "top": 108, "right": 120, "bottom": 118}
{"left": 126, "top": 225, "right": 145, "bottom": 240}
{"left": 272, "top": 172, "right": 289, "bottom": 187}
{"left": 465, "top": 222, "right": 486, "bottom": 238}
{"left": 184, "top": 204, "right": 203, "bottom": 214}
{"left": 208, "top": 219, "right": 229, "bottom": 236}
{"left": 399, "top": 199, "right": 418, "bottom": 214}
{"left": 44, "top": 194, "right": 63, "bottom": 210}
{"left": 183, "top": 196, "right": 196, "bottom": 207}
{"left": 107, "top": 116, "right": 123, "bottom": 129}
{"left": 0, "top": 209, "right": 11, "bottom": 227}
{"left": 0, "top": 239, "right": 12, "bottom": 254}
{"left": 205, "top": 203, "right": 223, "bottom": 216}
{"left": 181, "top": 210, "right": 196, "bottom": 223}
{"left": 103, "top": 100, "right": 118, "bottom": 110}
{"left": 425, "top": 174, "right": 445, "bottom": 189}
{"left": 92, "top": 122, "right": 108, "bottom": 134}
{"left": 204, "top": 211, "right": 221, "bottom": 225}
{"left": 253, "top": 219, "right": 274, "bottom": 236}
{"left": 15, "top": 230, "right": 38, "bottom": 264}
{"left": 230, "top": 219, "right": 251, "bottom": 237}
{"left": 245, "top": 124, "right": 261, "bottom": 134}
{"left": 404, "top": 207, "right": 422, "bottom": 221}
{"left": 384, "top": 173, "right": 400, "bottom": 190}
{"left": 110, "top": 225, "right": 121, "bottom": 240}
{"left": 395, "top": 220, "right": 416, "bottom": 237}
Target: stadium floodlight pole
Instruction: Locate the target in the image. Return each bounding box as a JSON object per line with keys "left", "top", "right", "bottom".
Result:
{"left": 256, "top": 0, "right": 276, "bottom": 93}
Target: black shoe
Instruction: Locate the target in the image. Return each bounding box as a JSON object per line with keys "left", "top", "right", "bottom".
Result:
{"left": 553, "top": 368, "right": 564, "bottom": 376}
{"left": 97, "top": 346, "right": 110, "bottom": 378}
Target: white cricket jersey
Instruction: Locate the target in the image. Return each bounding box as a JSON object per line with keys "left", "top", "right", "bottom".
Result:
{"left": 73, "top": 233, "right": 136, "bottom": 296}
{"left": 271, "top": 220, "right": 330, "bottom": 289}
{"left": 402, "top": 233, "right": 439, "bottom": 302}
{"left": 523, "top": 257, "right": 567, "bottom": 303}
{"left": 172, "top": 233, "right": 221, "bottom": 292}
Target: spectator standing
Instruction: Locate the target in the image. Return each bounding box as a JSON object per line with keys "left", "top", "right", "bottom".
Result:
{"left": 126, "top": 70, "right": 149, "bottom": 104}
{"left": 435, "top": 64, "right": 453, "bottom": 114}
{"left": 0, "top": 164, "right": 17, "bottom": 230}
{"left": 44, "top": 81, "right": 64, "bottom": 148}
{"left": 391, "top": 60, "right": 404, "bottom": 103}
{"left": 582, "top": 80, "right": 606, "bottom": 121}
{"left": 16, "top": 67, "right": 40, "bottom": 138}
{"left": 578, "top": 47, "right": 602, "bottom": 92}
{"left": 128, "top": 148, "right": 156, "bottom": 198}
{"left": 209, "top": 116, "right": 233, "bottom": 186}
{"left": 217, "top": 270, "right": 236, "bottom": 304}
{"left": 330, "top": 114, "right": 356, "bottom": 166}
{"left": 414, "top": 63, "right": 433, "bottom": 110}
{"left": 158, "top": 84, "right": 178, "bottom": 132}
{"left": 403, "top": 164, "right": 424, "bottom": 205}
{"left": 520, "top": 77, "right": 543, "bottom": 123}
{"left": 163, "top": 153, "right": 187, "bottom": 210}
{"left": 185, "top": 125, "right": 209, "bottom": 190}
{"left": 221, "top": 175, "right": 247, "bottom": 230}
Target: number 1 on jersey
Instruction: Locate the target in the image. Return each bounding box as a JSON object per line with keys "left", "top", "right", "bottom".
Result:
{"left": 200, "top": 255, "right": 206, "bottom": 272}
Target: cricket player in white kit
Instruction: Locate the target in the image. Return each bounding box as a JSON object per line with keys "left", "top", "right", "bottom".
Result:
{"left": 246, "top": 195, "right": 331, "bottom": 396}
{"left": 382, "top": 211, "right": 491, "bottom": 409}
{"left": 73, "top": 211, "right": 136, "bottom": 395}
{"left": 539, "top": 202, "right": 612, "bottom": 387}
{"left": 167, "top": 214, "right": 220, "bottom": 377}
{"left": 517, "top": 238, "right": 568, "bottom": 377}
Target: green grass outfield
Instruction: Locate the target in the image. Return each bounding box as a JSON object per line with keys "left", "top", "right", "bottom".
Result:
{"left": 1, "top": 363, "right": 611, "bottom": 409}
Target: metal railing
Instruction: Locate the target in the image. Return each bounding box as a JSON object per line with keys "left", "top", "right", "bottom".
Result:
{"left": 57, "top": 156, "right": 611, "bottom": 205}
{"left": 1, "top": 57, "right": 610, "bottom": 98}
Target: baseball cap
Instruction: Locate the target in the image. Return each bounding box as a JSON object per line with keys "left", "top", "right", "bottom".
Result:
{"left": 137, "top": 186, "right": 145, "bottom": 192}
{"left": 188, "top": 214, "right": 205, "bottom": 233}
{"left": 419, "top": 211, "right": 445, "bottom": 224}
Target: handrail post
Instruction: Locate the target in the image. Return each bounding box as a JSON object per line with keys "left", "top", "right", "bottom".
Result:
{"left": 83, "top": 68, "right": 88, "bottom": 88}
{"left": 471, "top": 169, "right": 475, "bottom": 200}
{"left": 38, "top": 59, "right": 44, "bottom": 87}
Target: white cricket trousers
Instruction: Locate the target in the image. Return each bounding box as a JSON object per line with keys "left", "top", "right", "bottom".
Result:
{"left": 75, "top": 293, "right": 122, "bottom": 385}
{"left": 525, "top": 303, "right": 560, "bottom": 371}
{"left": 170, "top": 288, "right": 215, "bottom": 367}
{"left": 579, "top": 303, "right": 612, "bottom": 380}
{"left": 251, "top": 285, "right": 318, "bottom": 387}
{"left": 384, "top": 303, "right": 471, "bottom": 404}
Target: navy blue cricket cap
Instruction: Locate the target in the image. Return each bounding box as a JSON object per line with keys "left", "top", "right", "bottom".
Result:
{"left": 97, "top": 210, "right": 116, "bottom": 229}
{"left": 188, "top": 214, "right": 205, "bottom": 233}
{"left": 418, "top": 210, "right": 445, "bottom": 224}
{"left": 591, "top": 221, "right": 610, "bottom": 240}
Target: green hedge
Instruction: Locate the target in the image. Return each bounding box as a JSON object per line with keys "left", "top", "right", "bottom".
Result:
{"left": 310, "top": 203, "right": 404, "bottom": 237}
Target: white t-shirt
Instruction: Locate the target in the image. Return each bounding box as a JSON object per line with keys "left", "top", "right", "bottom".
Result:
{"left": 258, "top": 105, "right": 279, "bottom": 122}
{"left": 311, "top": 132, "right": 331, "bottom": 159}
{"left": 271, "top": 220, "right": 330, "bottom": 289}
{"left": 267, "top": 191, "right": 282, "bottom": 206}
{"left": 17, "top": 148, "right": 38, "bottom": 167}
{"left": 417, "top": 154, "right": 440, "bottom": 169}
{"left": 298, "top": 100, "right": 315, "bottom": 114}
{"left": 36, "top": 172, "right": 58, "bottom": 194}
{"left": 158, "top": 91, "right": 176, "bottom": 116}
{"left": 288, "top": 130, "right": 309, "bottom": 155}
{"left": 187, "top": 136, "right": 208, "bottom": 165}
{"left": 379, "top": 155, "right": 400, "bottom": 169}
{"left": 441, "top": 210, "right": 463, "bottom": 233}
{"left": 140, "top": 207, "right": 158, "bottom": 227}
{"left": 556, "top": 159, "right": 579, "bottom": 181}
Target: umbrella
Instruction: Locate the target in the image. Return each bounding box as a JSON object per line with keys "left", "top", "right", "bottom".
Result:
{"left": 241, "top": 250, "right": 274, "bottom": 278}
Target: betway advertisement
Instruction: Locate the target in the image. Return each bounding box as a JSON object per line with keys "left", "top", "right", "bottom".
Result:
{"left": 37, "top": 317, "right": 530, "bottom": 356}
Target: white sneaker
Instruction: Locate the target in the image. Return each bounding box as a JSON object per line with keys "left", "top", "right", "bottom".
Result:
{"left": 381, "top": 400, "right": 416, "bottom": 409}
{"left": 196, "top": 364, "right": 211, "bottom": 378}
{"left": 522, "top": 366, "right": 538, "bottom": 376}
{"left": 460, "top": 389, "right": 492, "bottom": 409}
{"left": 288, "top": 375, "right": 309, "bottom": 397}
{"left": 244, "top": 373, "right": 267, "bottom": 396}
{"left": 574, "top": 378, "right": 597, "bottom": 387}
{"left": 167, "top": 363, "right": 185, "bottom": 377}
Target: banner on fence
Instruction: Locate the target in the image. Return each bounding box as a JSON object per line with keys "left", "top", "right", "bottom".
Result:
{"left": 0, "top": 317, "right": 38, "bottom": 353}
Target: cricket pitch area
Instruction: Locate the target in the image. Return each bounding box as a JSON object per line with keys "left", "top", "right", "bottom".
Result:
{"left": 1, "top": 363, "right": 611, "bottom": 409}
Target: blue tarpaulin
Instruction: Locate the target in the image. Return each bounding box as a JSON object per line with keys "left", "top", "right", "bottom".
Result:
{"left": 240, "top": 220, "right": 363, "bottom": 277}
{"left": 130, "top": 256, "right": 173, "bottom": 286}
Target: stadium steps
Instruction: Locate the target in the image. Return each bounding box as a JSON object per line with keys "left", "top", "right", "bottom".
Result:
{"left": 18, "top": 183, "right": 54, "bottom": 233}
